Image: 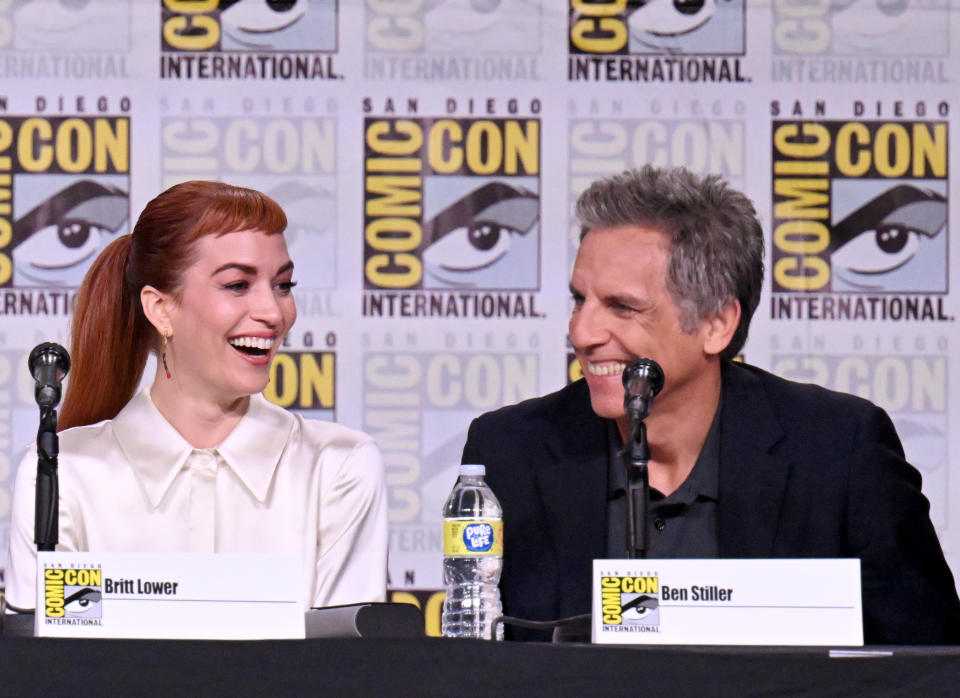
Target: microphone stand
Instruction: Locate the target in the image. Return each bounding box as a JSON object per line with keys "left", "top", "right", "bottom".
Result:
{"left": 34, "top": 405, "right": 59, "bottom": 552}
{"left": 622, "top": 415, "right": 650, "bottom": 559}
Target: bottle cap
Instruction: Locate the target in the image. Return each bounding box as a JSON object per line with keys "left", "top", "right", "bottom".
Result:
{"left": 459, "top": 463, "right": 486, "bottom": 476}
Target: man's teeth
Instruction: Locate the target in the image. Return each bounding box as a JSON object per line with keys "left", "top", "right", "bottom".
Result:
{"left": 229, "top": 337, "right": 274, "bottom": 350}
{"left": 588, "top": 361, "right": 626, "bottom": 376}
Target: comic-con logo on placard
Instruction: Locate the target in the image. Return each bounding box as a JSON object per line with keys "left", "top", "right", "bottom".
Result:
{"left": 771, "top": 0, "right": 949, "bottom": 83}
{"left": 0, "top": 112, "right": 130, "bottom": 317}
{"left": 601, "top": 575, "right": 660, "bottom": 631}
{"left": 264, "top": 347, "right": 336, "bottom": 422}
{"left": 0, "top": 0, "right": 131, "bottom": 79}
{"left": 159, "top": 99, "right": 338, "bottom": 297}
{"left": 362, "top": 105, "right": 542, "bottom": 319}
{"left": 44, "top": 566, "right": 103, "bottom": 625}
{"left": 770, "top": 103, "right": 951, "bottom": 322}
{"left": 364, "top": 0, "right": 543, "bottom": 81}
{"left": 160, "top": 0, "right": 340, "bottom": 80}
{"left": 568, "top": 0, "right": 747, "bottom": 83}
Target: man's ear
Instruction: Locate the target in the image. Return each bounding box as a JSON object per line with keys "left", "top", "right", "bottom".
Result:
{"left": 140, "top": 285, "right": 174, "bottom": 337}
{"left": 703, "top": 300, "right": 741, "bottom": 357}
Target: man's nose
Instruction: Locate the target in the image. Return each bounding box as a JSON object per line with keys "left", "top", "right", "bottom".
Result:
{"left": 569, "top": 300, "right": 608, "bottom": 349}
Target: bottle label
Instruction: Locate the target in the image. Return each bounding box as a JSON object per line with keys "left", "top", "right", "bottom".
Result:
{"left": 443, "top": 519, "right": 503, "bottom": 556}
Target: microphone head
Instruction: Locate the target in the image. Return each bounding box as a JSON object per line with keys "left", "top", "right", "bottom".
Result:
{"left": 622, "top": 358, "right": 664, "bottom": 422}
{"left": 28, "top": 342, "right": 71, "bottom": 382}
{"left": 621, "top": 358, "right": 664, "bottom": 396}
{"left": 28, "top": 342, "right": 71, "bottom": 408}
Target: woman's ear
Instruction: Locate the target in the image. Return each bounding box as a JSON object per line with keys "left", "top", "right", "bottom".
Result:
{"left": 140, "top": 285, "right": 173, "bottom": 337}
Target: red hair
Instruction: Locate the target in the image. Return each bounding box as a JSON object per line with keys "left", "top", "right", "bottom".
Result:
{"left": 59, "top": 181, "right": 287, "bottom": 430}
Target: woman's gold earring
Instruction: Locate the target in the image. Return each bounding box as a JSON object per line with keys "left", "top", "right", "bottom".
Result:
{"left": 162, "top": 328, "right": 171, "bottom": 379}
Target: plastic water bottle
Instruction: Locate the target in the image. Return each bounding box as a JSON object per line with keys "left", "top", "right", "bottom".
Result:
{"left": 441, "top": 463, "right": 504, "bottom": 640}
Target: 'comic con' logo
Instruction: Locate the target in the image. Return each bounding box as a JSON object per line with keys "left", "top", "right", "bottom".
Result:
{"left": 264, "top": 349, "right": 336, "bottom": 421}
{"left": 363, "top": 1, "right": 543, "bottom": 81}
{"left": 601, "top": 575, "right": 660, "bottom": 627}
{"left": 770, "top": 0, "right": 949, "bottom": 84}
{"left": 770, "top": 114, "right": 951, "bottom": 322}
{"left": 772, "top": 0, "right": 948, "bottom": 57}
{"left": 0, "top": 1, "right": 131, "bottom": 79}
{"left": 160, "top": 109, "right": 337, "bottom": 290}
{"left": 0, "top": 115, "right": 130, "bottom": 291}
{"left": 44, "top": 567, "right": 103, "bottom": 621}
{"left": 567, "top": 107, "right": 744, "bottom": 269}
{"left": 362, "top": 343, "right": 538, "bottom": 588}
{"left": 362, "top": 115, "right": 542, "bottom": 319}
{"left": 772, "top": 352, "right": 948, "bottom": 526}
{"left": 568, "top": 0, "right": 746, "bottom": 83}
{"left": 160, "top": 0, "right": 340, "bottom": 80}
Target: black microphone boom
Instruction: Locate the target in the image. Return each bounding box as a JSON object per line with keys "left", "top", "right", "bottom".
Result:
{"left": 620, "top": 357, "right": 664, "bottom": 559}
{"left": 28, "top": 342, "right": 71, "bottom": 409}
{"left": 622, "top": 358, "right": 664, "bottom": 422}
{"left": 28, "top": 342, "right": 70, "bottom": 553}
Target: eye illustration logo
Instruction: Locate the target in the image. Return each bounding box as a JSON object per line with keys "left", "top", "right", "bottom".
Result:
{"left": 627, "top": 0, "right": 744, "bottom": 54}
{"left": 220, "top": 0, "right": 307, "bottom": 49}
{"left": 12, "top": 179, "right": 129, "bottom": 287}
{"left": 630, "top": 0, "right": 717, "bottom": 40}
{"left": 621, "top": 593, "right": 660, "bottom": 626}
{"left": 216, "top": 0, "right": 335, "bottom": 52}
{"left": 64, "top": 587, "right": 103, "bottom": 619}
{"left": 628, "top": 0, "right": 741, "bottom": 54}
{"left": 423, "top": 0, "right": 541, "bottom": 53}
{"left": 265, "top": 180, "right": 336, "bottom": 288}
{"left": 830, "top": 184, "right": 946, "bottom": 292}
{"left": 829, "top": 0, "right": 945, "bottom": 55}
{"left": 422, "top": 181, "right": 539, "bottom": 289}
{"left": 13, "top": 0, "right": 125, "bottom": 51}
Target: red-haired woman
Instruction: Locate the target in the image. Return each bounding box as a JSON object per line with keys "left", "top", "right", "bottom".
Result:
{"left": 4, "top": 181, "right": 387, "bottom": 612}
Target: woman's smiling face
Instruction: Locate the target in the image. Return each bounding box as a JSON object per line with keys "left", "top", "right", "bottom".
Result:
{"left": 163, "top": 228, "right": 297, "bottom": 404}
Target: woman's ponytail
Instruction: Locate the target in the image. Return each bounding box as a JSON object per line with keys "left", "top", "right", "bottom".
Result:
{"left": 58, "top": 235, "right": 151, "bottom": 430}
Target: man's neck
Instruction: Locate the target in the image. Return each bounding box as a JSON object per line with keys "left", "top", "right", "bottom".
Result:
{"left": 617, "top": 363, "right": 723, "bottom": 496}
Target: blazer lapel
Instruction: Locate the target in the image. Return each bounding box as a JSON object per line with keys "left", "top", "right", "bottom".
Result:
{"left": 535, "top": 381, "right": 608, "bottom": 615}
{"left": 717, "top": 363, "right": 792, "bottom": 558}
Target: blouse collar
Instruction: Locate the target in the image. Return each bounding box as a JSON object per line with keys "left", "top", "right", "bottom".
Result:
{"left": 111, "top": 389, "right": 295, "bottom": 508}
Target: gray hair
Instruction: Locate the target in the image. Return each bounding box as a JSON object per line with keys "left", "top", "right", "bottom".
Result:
{"left": 575, "top": 166, "right": 764, "bottom": 361}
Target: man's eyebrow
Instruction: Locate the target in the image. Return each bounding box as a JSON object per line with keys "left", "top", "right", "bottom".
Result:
{"left": 213, "top": 263, "right": 256, "bottom": 275}
{"left": 605, "top": 293, "right": 653, "bottom": 311}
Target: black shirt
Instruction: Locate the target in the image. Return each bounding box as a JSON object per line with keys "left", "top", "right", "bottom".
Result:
{"left": 605, "top": 402, "right": 721, "bottom": 559}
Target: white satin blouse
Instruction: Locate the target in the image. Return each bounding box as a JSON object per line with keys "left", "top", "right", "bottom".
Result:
{"left": 5, "top": 389, "right": 388, "bottom": 611}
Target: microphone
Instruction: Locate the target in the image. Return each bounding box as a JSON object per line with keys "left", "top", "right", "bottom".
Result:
{"left": 28, "top": 342, "right": 71, "bottom": 409}
{"left": 622, "top": 358, "right": 664, "bottom": 422}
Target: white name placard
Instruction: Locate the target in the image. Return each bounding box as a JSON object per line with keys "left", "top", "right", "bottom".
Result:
{"left": 36, "top": 552, "right": 305, "bottom": 640}
{"left": 592, "top": 558, "right": 862, "bottom": 646}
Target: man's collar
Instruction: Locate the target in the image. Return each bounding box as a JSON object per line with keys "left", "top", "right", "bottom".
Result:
{"left": 112, "top": 390, "right": 294, "bottom": 508}
{"left": 605, "top": 394, "right": 722, "bottom": 503}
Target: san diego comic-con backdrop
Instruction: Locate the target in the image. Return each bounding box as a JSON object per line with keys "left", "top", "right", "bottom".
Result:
{"left": 0, "top": 0, "right": 958, "bottom": 635}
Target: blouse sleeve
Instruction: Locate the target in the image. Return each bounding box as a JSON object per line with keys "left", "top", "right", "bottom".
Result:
{"left": 311, "top": 439, "right": 388, "bottom": 607}
{"left": 4, "top": 447, "right": 81, "bottom": 611}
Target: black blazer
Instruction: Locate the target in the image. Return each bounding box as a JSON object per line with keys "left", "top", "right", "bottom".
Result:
{"left": 462, "top": 361, "right": 960, "bottom": 643}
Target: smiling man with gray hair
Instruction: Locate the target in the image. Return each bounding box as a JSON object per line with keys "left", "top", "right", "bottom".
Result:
{"left": 462, "top": 165, "right": 960, "bottom": 643}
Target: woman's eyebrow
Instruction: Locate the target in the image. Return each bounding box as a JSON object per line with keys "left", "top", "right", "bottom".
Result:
{"left": 213, "top": 263, "right": 257, "bottom": 275}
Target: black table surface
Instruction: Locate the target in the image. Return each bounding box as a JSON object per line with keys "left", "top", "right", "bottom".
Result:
{"left": 3, "top": 636, "right": 960, "bottom": 697}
